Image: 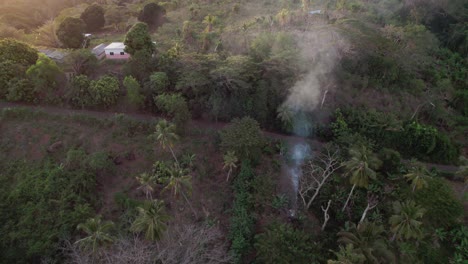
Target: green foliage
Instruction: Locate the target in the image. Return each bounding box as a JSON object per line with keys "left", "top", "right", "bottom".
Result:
{"left": 254, "top": 224, "right": 318, "bottom": 264}
{"left": 124, "top": 22, "right": 155, "bottom": 56}
{"left": 0, "top": 161, "right": 95, "bottom": 262}
{"left": 57, "top": 17, "right": 86, "bottom": 48}
{"left": 411, "top": 177, "right": 463, "bottom": 228}
{"left": 378, "top": 148, "right": 401, "bottom": 174}
{"left": 89, "top": 75, "right": 120, "bottom": 107}
{"left": 229, "top": 161, "right": 256, "bottom": 264}
{"left": 26, "top": 53, "right": 62, "bottom": 100}
{"left": 337, "top": 222, "right": 395, "bottom": 263}
{"left": 220, "top": 117, "right": 265, "bottom": 162}
{"left": 0, "top": 60, "right": 26, "bottom": 98}
{"left": 87, "top": 151, "right": 115, "bottom": 174}
{"left": 137, "top": 3, "right": 166, "bottom": 29}
{"left": 389, "top": 201, "right": 426, "bottom": 240}
{"left": 146, "top": 72, "right": 169, "bottom": 95}
{"left": 6, "top": 78, "right": 35, "bottom": 102}
{"left": 66, "top": 49, "right": 98, "bottom": 76}
{"left": 154, "top": 93, "right": 191, "bottom": 135}
{"left": 343, "top": 146, "right": 382, "bottom": 188}
{"left": 68, "top": 75, "right": 93, "bottom": 108}
{"left": 123, "top": 76, "right": 144, "bottom": 108}
{"left": 130, "top": 199, "right": 170, "bottom": 241}
{"left": 75, "top": 216, "right": 115, "bottom": 253}
{"left": 331, "top": 108, "right": 459, "bottom": 163}
{"left": 80, "top": 4, "right": 105, "bottom": 32}
{"left": 328, "top": 244, "right": 366, "bottom": 264}
{"left": 0, "top": 38, "right": 38, "bottom": 67}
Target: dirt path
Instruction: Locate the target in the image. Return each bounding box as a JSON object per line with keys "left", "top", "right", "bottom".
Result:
{"left": 0, "top": 101, "right": 458, "bottom": 173}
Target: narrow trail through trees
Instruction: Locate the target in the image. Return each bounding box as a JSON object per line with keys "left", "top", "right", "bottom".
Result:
{"left": 0, "top": 101, "right": 459, "bottom": 174}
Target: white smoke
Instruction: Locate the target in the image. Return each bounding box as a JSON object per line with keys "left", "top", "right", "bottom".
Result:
{"left": 282, "top": 28, "right": 348, "bottom": 117}
{"left": 282, "top": 23, "right": 350, "bottom": 211}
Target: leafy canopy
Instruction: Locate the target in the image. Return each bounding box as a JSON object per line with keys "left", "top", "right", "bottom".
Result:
{"left": 57, "top": 17, "right": 86, "bottom": 49}
{"left": 80, "top": 4, "right": 105, "bottom": 32}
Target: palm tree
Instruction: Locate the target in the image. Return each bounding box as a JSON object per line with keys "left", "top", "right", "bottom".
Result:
{"left": 223, "top": 151, "right": 238, "bottom": 182}
{"left": 328, "top": 244, "right": 366, "bottom": 264}
{"left": 404, "top": 161, "right": 430, "bottom": 192}
{"left": 136, "top": 172, "right": 157, "bottom": 199}
{"left": 154, "top": 120, "right": 179, "bottom": 165}
{"left": 163, "top": 165, "right": 197, "bottom": 216}
{"left": 130, "top": 199, "right": 170, "bottom": 241}
{"left": 389, "top": 201, "right": 426, "bottom": 241}
{"left": 337, "top": 222, "right": 395, "bottom": 264}
{"left": 277, "top": 105, "right": 293, "bottom": 132}
{"left": 75, "top": 216, "right": 115, "bottom": 253}
{"left": 276, "top": 9, "right": 290, "bottom": 28}
{"left": 301, "top": 0, "right": 310, "bottom": 13}
{"left": 341, "top": 146, "right": 382, "bottom": 211}
{"left": 203, "top": 15, "right": 217, "bottom": 33}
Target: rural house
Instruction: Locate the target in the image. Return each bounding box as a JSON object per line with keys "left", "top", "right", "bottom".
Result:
{"left": 104, "top": 42, "right": 129, "bottom": 59}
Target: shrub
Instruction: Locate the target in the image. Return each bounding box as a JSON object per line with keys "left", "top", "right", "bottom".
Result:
{"left": 68, "top": 75, "right": 93, "bottom": 108}
{"left": 229, "top": 161, "right": 256, "bottom": 264}
{"left": 412, "top": 177, "right": 463, "bottom": 228}
{"left": 6, "top": 78, "right": 35, "bottom": 102}
{"left": 154, "top": 93, "right": 190, "bottom": 134}
{"left": 254, "top": 224, "right": 318, "bottom": 264}
{"left": 220, "top": 117, "right": 265, "bottom": 162}
{"left": 123, "top": 76, "right": 144, "bottom": 108}
{"left": 89, "top": 75, "right": 120, "bottom": 107}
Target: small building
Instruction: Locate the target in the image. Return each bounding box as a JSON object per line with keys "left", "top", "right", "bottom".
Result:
{"left": 104, "top": 42, "right": 130, "bottom": 59}
{"left": 92, "top": 44, "right": 106, "bottom": 60}
{"left": 309, "top": 10, "right": 322, "bottom": 15}
{"left": 39, "top": 49, "right": 68, "bottom": 63}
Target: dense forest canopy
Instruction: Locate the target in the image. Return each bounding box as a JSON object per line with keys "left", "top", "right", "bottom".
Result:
{"left": 0, "top": 0, "right": 466, "bottom": 263}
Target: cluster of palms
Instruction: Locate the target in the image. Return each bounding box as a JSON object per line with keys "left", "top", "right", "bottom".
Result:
{"left": 74, "top": 120, "right": 195, "bottom": 254}
{"left": 330, "top": 145, "right": 430, "bottom": 262}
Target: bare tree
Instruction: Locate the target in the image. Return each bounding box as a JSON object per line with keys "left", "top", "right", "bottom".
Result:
{"left": 298, "top": 147, "right": 342, "bottom": 210}
{"left": 62, "top": 235, "right": 156, "bottom": 264}
{"left": 156, "top": 224, "right": 232, "bottom": 264}
{"left": 321, "top": 200, "right": 332, "bottom": 231}
{"left": 358, "top": 194, "right": 378, "bottom": 226}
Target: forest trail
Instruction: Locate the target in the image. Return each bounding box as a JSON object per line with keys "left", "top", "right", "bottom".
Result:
{"left": 0, "top": 101, "right": 460, "bottom": 174}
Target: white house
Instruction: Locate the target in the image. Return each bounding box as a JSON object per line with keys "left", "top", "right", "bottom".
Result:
{"left": 104, "top": 42, "right": 130, "bottom": 59}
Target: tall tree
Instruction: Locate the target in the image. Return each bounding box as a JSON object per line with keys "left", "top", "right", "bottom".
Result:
{"left": 153, "top": 120, "right": 180, "bottom": 165}
{"left": 57, "top": 17, "right": 86, "bottom": 48}
{"left": 65, "top": 49, "right": 98, "bottom": 76}
{"left": 219, "top": 117, "right": 265, "bottom": 162}
{"left": 404, "top": 161, "right": 431, "bottom": 192}
{"left": 136, "top": 172, "right": 157, "bottom": 200}
{"left": 130, "top": 199, "right": 170, "bottom": 241}
{"left": 26, "top": 53, "right": 62, "bottom": 100}
{"left": 341, "top": 146, "right": 382, "bottom": 212}
{"left": 137, "top": 3, "right": 166, "bottom": 29}
{"left": 389, "top": 201, "right": 426, "bottom": 241}
{"left": 124, "top": 22, "right": 155, "bottom": 56}
{"left": 123, "top": 76, "right": 144, "bottom": 108}
{"left": 161, "top": 165, "right": 196, "bottom": 216}
{"left": 75, "top": 217, "right": 115, "bottom": 253}
{"left": 80, "top": 4, "right": 105, "bottom": 32}
{"left": 223, "top": 151, "right": 238, "bottom": 182}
